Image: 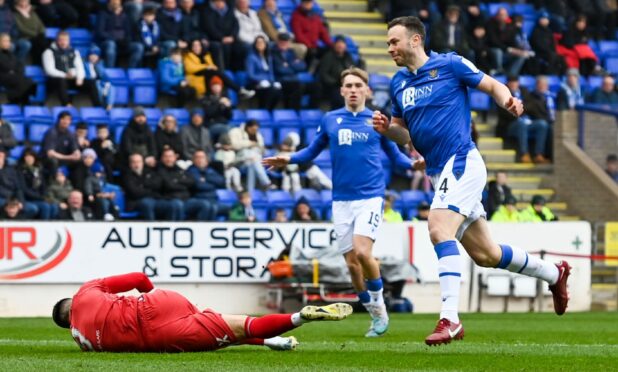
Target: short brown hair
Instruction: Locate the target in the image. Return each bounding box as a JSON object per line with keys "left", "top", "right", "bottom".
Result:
{"left": 340, "top": 67, "right": 368, "bottom": 85}
{"left": 387, "top": 16, "right": 426, "bottom": 43}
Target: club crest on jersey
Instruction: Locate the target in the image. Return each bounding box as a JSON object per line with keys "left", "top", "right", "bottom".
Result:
{"left": 338, "top": 128, "right": 369, "bottom": 145}
{"left": 402, "top": 85, "right": 433, "bottom": 109}
{"left": 336, "top": 117, "right": 343, "bottom": 124}
{"left": 429, "top": 69, "right": 439, "bottom": 79}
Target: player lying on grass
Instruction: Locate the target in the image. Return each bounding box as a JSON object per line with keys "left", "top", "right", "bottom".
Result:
{"left": 263, "top": 67, "right": 413, "bottom": 338}
{"left": 52, "top": 272, "right": 352, "bottom": 352}
{"left": 373, "top": 16, "right": 570, "bottom": 346}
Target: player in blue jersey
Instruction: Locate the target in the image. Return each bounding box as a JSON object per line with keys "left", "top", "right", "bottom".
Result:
{"left": 263, "top": 67, "right": 413, "bottom": 338}
{"left": 372, "top": 16, "right": 571, "bottom": 346}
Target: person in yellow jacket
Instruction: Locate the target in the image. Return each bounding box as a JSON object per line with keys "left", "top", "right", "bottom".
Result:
{"left": 490, "top": 196, "right": 522, "bottom": 222}
{"left": 383, "top": 194, "right": 403, "bottom": 223}
{"left": 519, "top": 195, "right": 557, "bottom": 222}
{"left": 183, "top": 40, "right": 255, "bottom": 98}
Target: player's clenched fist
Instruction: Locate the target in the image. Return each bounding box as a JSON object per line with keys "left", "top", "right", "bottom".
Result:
{"left": 505, "top": 96, "right": 524, "bottom": 117}
{"left": 372, "top": 110, "right": 390, "bottom": 134}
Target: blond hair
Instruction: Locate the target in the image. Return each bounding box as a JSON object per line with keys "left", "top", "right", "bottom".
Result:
{"left": 340, "top": 67, "right": 369, "bottom": 86}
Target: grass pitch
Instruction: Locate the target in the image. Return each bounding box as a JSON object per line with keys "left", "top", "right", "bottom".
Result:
{"left": 1, "top": 312, "right": 617, "bottom": 371}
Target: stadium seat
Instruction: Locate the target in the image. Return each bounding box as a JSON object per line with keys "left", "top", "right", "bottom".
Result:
{"left": 426, "top": 191, "right": 435, "bottom": 204}
{"left": 299, "top": 109, "right": 323, "bottom": 126}
{"left": 512, "top": 3, "right": 535, "bottom": 16}
{"left": 320, "top": 189, "right": 332, "bottom": 204}
{"left": 588, "top": 76, "right": 603, "bottom": 90}
{"left": 369, "top": 74, "right": 391, "bottom": 90}
{"left": 1, "top": 104, "right": 24, "bottom": 124}
{"left": 235, "top": 71, "right": 248, "bottom": 87}
{"left": 598, "top": 40, "right": 618, "bottom": 57}
{"left": 111, "top": 85, "right": 130, "bottom": 106}
{"left": 272, "top": 109, "right": 300, "bottom": 126}
{"left": 278, "top": 126, "right": 299, "bottom": 144}
{"left": 67, "top": 28, "right": 93, "bottom": 47}
{"left": 400, "top": 190, "right": 427, "bottom": 210}
{"left": 245, "top": 109, "right": 272, "bottom": 126}
{"left": 216, "top": 189, "right": 238, "bottom": 207}
{"left": 144, "top": 108, "right": 163, "bottom": 126}
{"left": 9, "top": 145, "right": 24, "bottom": 160}
{"left": 45, "top": 27, "right": 59, "bottom": 40}
{"left": 605, "top": 57, "right": 618, "bottom": 74}
{"left": 24, "top": 106, "right": 53, "bottom": 125}
{"left": 29, "top": 123, "right": 50, "bottom": 143}
{"left": 267, "top": 190, "right": 295, "bottom": 209}
{"left": 255, "top": 207, "right": 269, "bottom": 222}
{"left": 163, "top": 108, "right": 190, "bottom": 126}
{"left": 231, "top": 109, "right": 246, "bottom": 126}
{"left": 260, "top": 126, "right": 275, "bottom": 147}
{"left": 132, "top": 86, "right": 158, "bottom": 106}
{"left": 297, "top": 72, "right": 315, "bottom": 83}
{"left": 487, "top": 3, "right": 510, "bottom": 16}
{"left": 104, "top": 183, "right": 139, "bottom": 219}
{"left": 25, "top": 65, "right": 47, "bottom": 103}
{"left": 104, "top": 68, "right": 127, "bottom": 84}
{"left": 294, "top": 188, "right": 323, "bottom": 209}
{"left": 52, "top": 106, "right": 80, "bottom": 121}
{"left": 11, "top": 123, "right": 25, "bottom": 142}
{"left": 110, "top": 107, "right": 133, "bottom": 127}
{"left": 80, "top": 107, "right": 110, "bottom": 126}
{"left": 519, "top": 75, "right": 536, "bottom": 91}
{"left": 251, "top": 190, "right": 268, "bottom": 207}
{"left": 546, "top": 75, "right": 562, "bottom": 93}
{"left": 313, "top": 150, "right": 331, "bottom": 168}
{"left": 304, "top": 126, "right": 318, "bottom": 144}
{"left": 114, "top": 125, "right": 125, "bottom": 144}
{"left": 469, "top": 89, "right": 491, "bottom": 112}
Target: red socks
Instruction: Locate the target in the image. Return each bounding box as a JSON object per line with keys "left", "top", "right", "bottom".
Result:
{"left": 244, "top": 314, "right": 296, "bottom": 339}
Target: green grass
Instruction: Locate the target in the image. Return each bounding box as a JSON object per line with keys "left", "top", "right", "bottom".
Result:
{"left": 1, "top": 312, "right": 617, "bottom": 371}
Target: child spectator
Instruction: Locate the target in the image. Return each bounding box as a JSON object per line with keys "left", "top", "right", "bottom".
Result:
{"left": 84, "top": 47, "right": 115, "bottom": 111}
{"left": 87, "top": 161, "right": 118, "bottom": 220}
{"left": 159, "top": 48, "right": 196, "bottom": 107}
{"left": 90, "top": 124, "right": 117, "bottom": 180}
{"left": 519, "top": 195, "right": 557, "bottom": 222}
{"left": 229, "top": 191, "right": 256, "bottom": 222}
{"left": 214, "top": 134, "right": 242, "bottom": 192}
{"left": 272, "top": 207, "right": 288, "bottom": 222}
{"left": 75, "top": 122, "right": 90, "bottom": 151}
{"left": 137, "top": 6, "right": 161, "bottom": 66}
{"left": 291, "top": 196, "right": 320, "bottom": 222}
{"left": 277, "top": 133, "right": 302, "bottom": 193}
{"left": 245, "top": 35, "right": 281, "bottom": 110}
{"left": 383, "top": 194, "right": 403, "bottom": 223}
{"left": 46, "top": 166, "right": 73, "bottom": 210}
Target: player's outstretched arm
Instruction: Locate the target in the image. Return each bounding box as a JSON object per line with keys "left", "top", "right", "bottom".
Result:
{"left": 476, "top": 74, "right": 524, "bottom": 117}
{"left": 264, "top": 126, "right": 329, "bottom": 171}
{"left": 372, "top": 111, "right": 411, "bottom": 145}
{"left": 262, "top": 155, "right": 291, "bottom": 171}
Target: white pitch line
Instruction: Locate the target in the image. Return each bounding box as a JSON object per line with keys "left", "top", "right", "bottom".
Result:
{"left": 0, "top": 339, "right": 75, "bottom": 346}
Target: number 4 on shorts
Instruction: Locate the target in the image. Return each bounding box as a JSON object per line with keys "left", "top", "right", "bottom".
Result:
{"left": 439, "top": 178, "right": 448, "bottom": 193}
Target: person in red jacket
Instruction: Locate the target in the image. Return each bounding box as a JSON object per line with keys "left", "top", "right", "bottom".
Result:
{"left": 52, "top": 272, "right": 352, "bottom": 352}
{"left": 290, "top": 0, "right": 332, "bottom": 68}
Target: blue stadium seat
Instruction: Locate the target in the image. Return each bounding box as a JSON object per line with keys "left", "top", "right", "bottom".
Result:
{"left": 598, "top": 40, "right": 618, "bottom": 57}
{"left": 255, "top": 207, "right": 269, "bottom": 222}
{"left": 400, "top": 190, "right": 426, "bottom": 210}
{"left": 277, "top": 0, "right": 296, "bottom": 13}
{"left": 235, "top": 71, "right": 248, "bottom": 87}
{"left": 45, "top": 27, "right": 59, "bottom": 40}
{"left": 251, "top": 190, "right": 268, "bottom": 207}
{"left": 104, "top": 68, "right": 127, "bottom": 83}
{"left": 297, "top": 72, "right": 315, "bottom": 83}
{"left": 216, "top": 189, "right": 238, "bottom": 207}
{"left": 512, "top": 3, "right": 535, "bottom": 16}
{"left": 519, "top": 75, "right": 536, "bottom": 91}
{"left": 80, "top": 107, "right": 110, "bottom": 126}
{"left": 9, "top": 145, "right": 24, "bottom": 160}
{"left": 25, "top": 65, "right": 47, "bottom": 103}
{"left": 260, "top": 126, "right": 275, "bottom": 147}
{"left": 163, "top": 108, "right": 190, "bottom": 126}
{"left": 53, "top": 106, "right": 80, "bottom": 121}
{"left": 267, "top": 190, "right": 295, "bottom": 209}
{"left": 294, "top": 188, "right": 323, "bottom": 208}
{"left": 546, "top": 75, "right": 562, "bottom": 93}
{"left": 303, "top": 126, "right": 318, "bottom": 144}
{"left": 426, "top": 191, "right": 435, "bottom": 204}
{"left": 29, "top": 123, "right": 50, "bottom": 143}
{"left": 231, "top": 109, "right": 246, "bottom": 126}
{"left": 469, "top": 89, "right": 491, "bottom": 112}
{"left": 104, "top": 183, "right": 139, "bottom": 219}
{"left": 11, "top": 123, "right": 25, "bottom": 142}
{"left": 110, "top": 107, "right": 133, "bottom": 127}
{"left": 320, "top": 189, "right": 333, "bottom": 219}
{"left": 24, "top": 106, "right": 53, "bottom": 125}
{"left": 132, "top": 86, "right": 158, "bottom": 106}
{"left": 245, "top": 109, "right": 272, "bottom": 126}
{"left": 128, "top": 68, "right": 156, "bottom": 85}
{"left": 1, "top": 104, "right": 24, "bottom": 124}
{"left": 320, "top": 189, "right": 332, "bottom": 203}
{"left": 588, "top": 76, "right": 603, "bottom": 90}
{"left": 67, "top": 28, "right": 93, "bottom": 47}
{"left": 605, "top": 57, "right": 618, "bottom": 74}
{"left": 299, "top": 109, "right": 323, "bottom": 126}
{"left": 313, "top": 150, "right": 331, "bottom": 168}
{"left": 272, "top": 109, "right": 300, "bottom": 125}
{"left": 114, "top": 125, "right": 125, "bottom": 144}
{"left": 487, "top": 3, "right": 510, "bottom": 16}
{"left": 278, "top": 126, "right": 300, "bottom": 144}
{"left": 369, "top": 73, "right": 391, "bottom": 90}
{"left": 112, "top": 85, "right": 130, "bottom": 106}
{"left": 144, "top": 108, "right": 163, "bottom": 126}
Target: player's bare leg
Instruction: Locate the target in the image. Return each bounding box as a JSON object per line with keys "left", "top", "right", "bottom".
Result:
{"left": 425, "top": 208, "right": 466, "bottom": 346}
{"left": 460, "top": 218, "right": 570, "bottom": 315}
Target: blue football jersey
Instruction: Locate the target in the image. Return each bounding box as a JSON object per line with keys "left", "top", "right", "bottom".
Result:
{"left": 390, "top": 52, "right": 484, "bottom": 176}
{"left": 290, "top": 107, "right": 411, "bottom": 201}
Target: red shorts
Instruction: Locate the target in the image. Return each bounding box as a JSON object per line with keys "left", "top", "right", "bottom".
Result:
{"left": 137, "top": 289, "right": 237, "bottom": 352}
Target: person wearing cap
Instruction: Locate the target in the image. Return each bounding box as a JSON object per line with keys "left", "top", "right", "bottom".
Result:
{"left": 258, "top": 0, "right": 307, "bottom": 60}
{"left": 318, "top": 35, "right": 361, "bottom": 109}
{"left": 0, "top": 33, "right": 36, "bottom": 105}
{"left": 180, "top": 109, "right": 213, "bottom": 160}
{"left": 84, "top": 46, "right": 115, "bottom": 111}
{"left": 490, "top": 195, "right": 522, "bottom": 223}
{"left": 200, "top": 75, "right": 233, "bottom": 143}
{"left": 43, "top": 31, "right": 101, "bottom": 107}
{"left": 95, "top": 0, "right": 144, "bottom": 68}
{"left": 120, "top": 107, "right": 157, "bottom": 168}
{"left": 428, "top": 5, "right": 472, "bottom": 60}
{"left": 46, "top": 166, "right": 74, "bottom": 210}
{"left": 291, "top": 0, "right": 332, "bottom": 67}
{"left": 40, "top": 110, "right": 81, "bottom": 176}
{"left": 272, "top": 31, "right": 316, "bottom": 110}
{"left": 519, "top": 195, "right": 557, "bottom": 222}
{"left": 556, "top": 68, "right": 584, "bottom": 110}
{"left": 530, "top": 12, "right": 566, "bottom": 76}
{"left": 0, "top": 105, "right": 17, "bottom": 154}
{"left": 606, "top": 154, "right": 618, "bottom": 183}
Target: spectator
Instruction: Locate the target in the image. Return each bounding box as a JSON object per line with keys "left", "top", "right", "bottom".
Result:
{"left": 179, "top": 0, "right": 204, "bottom": 49}
{"left": 606, "top": 154, "right": 618, "bottom": 183}
{"left": 122, "top": 153, "right": 166, "bottom": 220}
{"left": 228, "top": 190, "right": 256, "bottom": 222}
{"left": 0, "top": 198, "right": 25, "bottom": 219}
{"left": 136, "top": 6, "right": 161, "bottom": 66}
{"left": 388, "top": 0, "right": 431, "bottom": 23}
{"left": 272, "top": 207, "right": 288, "bottom": 222}
{"left": 12, "top": 0, "right": 47, "bottom": 64}
{"left": 245, "top": 34, "right": 282, "bottom": 110}
{"left": 486, "top": 8, "right": 527, "bottom": 76}
{"left": 39, "top": 110, "right": 81, "bottom": 176}
{"left": 0, "top": 106, "right": 17, "bottom": 154}
{"left": 529, "top": 12, "right": 566, "bottom": 76}
{"left": 159, "top": 48, "right": 196, "bottom": 107}
{"left": 70, "top": 148, "right": 116, "bottom": 219}
{"left": 74, "top": 122, "right": 90, "bottom": 151}
{"left": 468, "top": 24, "right": 491, "bottom": 73}
{"left": 318, "top": 35, "right": 358, "bottom": 109}
{"left": 490, "top": 195, "right": 522, "bottom": 223}
{"left": 272, "top": 32, "right": 315, "bottom": 110}
{"left": 200, "top": 76, "right": 233, "bottom": 144}
{"left": 415, "top": 201, "right": 430, "bottom": 221}
{"left": 180, "top": 109, "right": 213, "bottom": 161}
{"left": 258, "top": 0, "right": 307, "bottom": 59}
{"left": 155, "top": 114, "right": 184, "bottom": 159}
{"left": 214, "top": 134, "right": 242, "bottom": 192}
{"left": 537, "top": 0, "right": 571, "bottom": 32}
{"left": 157, "top": 0, "right": 185, "bottom": 58}
{"left": 510, "top": 14, "right": 537, "bottom": 74}
{"left": 527, "top": 75, "right": 555, "bottom": 161}
{"left": 58, "top": 190, "right": 95, "bottom": 220}
{"left": 496, "top": 76, "right": 549, "bottom": 164}
{"left": 46, "top": 166, "right": 73, "bottom": 210}
{"left": 276, "top": 133, "right": 302, "bottom": 193}
{"left": 34, "top": 0, "right": 78, "bottom": 29}
{"left": 228, "top": 119, "right": 272, "bottom": 191}
{"left": 291, "top": 196, "right": 319, "bottom": 222}
{"left": 0, "top": 149, "right": 37, "bottom": 218}
{"left": 0, "top": 33, "right": 36, "bottom": 105}
{"left": 519, "top": 194, "right": 557, "bottom": 222}
{"left": 201, "top": 0, "right": 244, "bottom": 71}
{"left": 91, "top": 124, "right": 116, "bottom": 180}
{"left": 486, "top": 170, "right": 514, "bottom": 219}
{"left": 0, "top": 0, "right": 18, "bottom": 48}
{"left": 279, "top": 132, "right": 332, "bottom": 191}
{"left": 290, "top": 0, "right": 332, "bottom": 67}
{"left": 557, "top": 14, "right": 601, "bottom": 77}
{"left": 588, "top": 75, "right": 618, "bottom": 105}
{"left": 187, "top": 150, "right": 224, "bottom": 220}
{"left": 83, "top": 47, "right": 115, "bottom": 111}
{"left": 42, "top": 31, "right": 101, "bottom": 107}
{"left": 234, "top": 0, "right": 265, "bottom": 47}
{"left": 183, "top": 38, "right": 254, "bottom": 98}
{"left": 557, "top": 68, "right": 585, "bottom": 110}
{"left": 383, "top": 194, "right": 403, "bottom": 223}
{"left": 96, "top": 0, "right": 144, "bottom": 68}
{"left": 17, "top": 148, "right": 57, "bottom": 219}
{"left": 120, "top": 107, "right": 157, "bottom": 169}
{"left": 429, "top": 5, "right": 472, "bottom": 60}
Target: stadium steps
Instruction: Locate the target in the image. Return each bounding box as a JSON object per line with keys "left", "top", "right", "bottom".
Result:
{"left": 511, "top": 188, "right": 555, "bottom": 202}
{"left": 324, "top": 11, "right": 382, "bottom": 20}
{"left": 480, "top": 149, "right": 516, "bottom": 163}
{"left": 477, "top": 137, "right": 504, "bottom": 150}
{"left": 319, "top": 0, "right": 368, "bottom": 12}
{"left": 487, "top": 176, "right": 543, "bottom": 190}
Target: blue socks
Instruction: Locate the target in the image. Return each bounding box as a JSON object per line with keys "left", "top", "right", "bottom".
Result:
{"left": 435, "top": 240, "right": 462, "bottom": 323}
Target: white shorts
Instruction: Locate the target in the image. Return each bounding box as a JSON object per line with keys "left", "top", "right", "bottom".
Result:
{"left": 430, "top": 147, "right": 487, "bottom": 240}
{"left": 332, "top": 196, "right": 384, "bottom": 254}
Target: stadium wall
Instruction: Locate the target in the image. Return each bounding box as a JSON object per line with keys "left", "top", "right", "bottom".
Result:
{"left": 0, "top": 222, "right": 591, "bottom": 317}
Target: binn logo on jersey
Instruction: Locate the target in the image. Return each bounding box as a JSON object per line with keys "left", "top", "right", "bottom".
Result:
{"left": 402, "top": 85, "right": 433, "bottom": 109}
{"left": 338, "top": 129, "right": 369, "bottom": 146}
